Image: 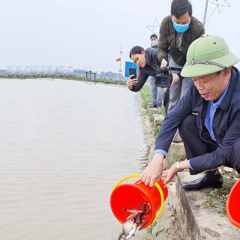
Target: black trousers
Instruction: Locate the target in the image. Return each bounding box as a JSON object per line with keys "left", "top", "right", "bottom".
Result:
{"left": 178, "top": 114, "right": 240, "bottom": 174}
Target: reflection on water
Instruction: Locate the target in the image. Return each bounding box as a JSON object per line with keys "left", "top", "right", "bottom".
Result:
{"left": 0, "top": 79, "right": 148, "bottom": 240}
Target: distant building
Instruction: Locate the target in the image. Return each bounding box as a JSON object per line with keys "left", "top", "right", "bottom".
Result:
{"left": 86, "top": 71, "right": 96, "bottom": 80}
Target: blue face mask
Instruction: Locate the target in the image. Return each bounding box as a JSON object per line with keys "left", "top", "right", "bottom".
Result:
{"left": 151, "top": 41, "right": 158, "bottom": 47}
{"left": 172, "top": 22, "right": 190, "bottom": 33}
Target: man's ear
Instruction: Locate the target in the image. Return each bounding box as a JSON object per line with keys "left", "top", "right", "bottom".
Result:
{"left": 223, "top": 67, "right": 232, "bottom": 76}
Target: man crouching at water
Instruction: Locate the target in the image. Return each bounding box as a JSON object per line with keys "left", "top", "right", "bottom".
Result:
{"left": 141, "top": 34, "right": 240, "bottom": 191}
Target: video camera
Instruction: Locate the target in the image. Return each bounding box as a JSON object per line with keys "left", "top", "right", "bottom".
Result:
{"left": 153, "top": 65, "right": 173, "bottom": 88}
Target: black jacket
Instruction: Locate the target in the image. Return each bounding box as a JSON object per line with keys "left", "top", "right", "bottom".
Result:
{"left": 130, "top": 48, "right": 160, "bottom": 92}
{"left": 155, "top": 67, "right": 240, "bottom": 173}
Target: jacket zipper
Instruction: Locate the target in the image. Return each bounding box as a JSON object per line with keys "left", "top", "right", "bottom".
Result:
{"left": 199, "top": 112, "right": 218, "bottom": 148}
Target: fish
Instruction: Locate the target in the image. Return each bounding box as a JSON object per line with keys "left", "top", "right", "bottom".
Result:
{"left": 123, "top": 218, "right": 138, "bottom": 239}
{"left": 118, "top": 221, "right": 137, "bottom": 239}
{"left": 117, "top": 202, "right": 151, "bottom": 240}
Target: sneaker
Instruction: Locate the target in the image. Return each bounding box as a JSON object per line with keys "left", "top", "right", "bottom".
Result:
{"left": 173, "top": 130, "right": 182, "bottom": 143}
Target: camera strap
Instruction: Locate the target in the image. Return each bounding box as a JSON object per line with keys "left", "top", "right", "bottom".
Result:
{"left": 170, "top": 67, "right": 182, "bottom": 72}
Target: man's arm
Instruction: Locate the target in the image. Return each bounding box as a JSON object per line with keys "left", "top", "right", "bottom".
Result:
{"left": 141, "top": 83, "right": 195, "bottom": 186}
{"left": 158, "top": 17, "right": 170, "bottom": 64}
{"left": 190, "top": 112, "right": 240, "bottom": 172}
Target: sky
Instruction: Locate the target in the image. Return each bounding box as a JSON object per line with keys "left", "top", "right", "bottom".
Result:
{"left": 0, "top": 0, "right": 239, "bottom": 74}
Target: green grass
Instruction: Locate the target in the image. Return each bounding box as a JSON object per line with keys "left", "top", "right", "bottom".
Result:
{"left": 202, "top": 176, "right": 237, "bottom": 214}
{"left": 139, "top": 85, "right": 166, "bottom": 139}
{"left": 140, "top": 85, "right": 153, "bottom": 110}
{"left": 209, "top": 177, "right": 236, "bottom": 208}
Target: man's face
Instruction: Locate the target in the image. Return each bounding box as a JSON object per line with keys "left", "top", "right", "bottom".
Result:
{"left": 150, "top": 36, "right": 158, "bottom": 42}
{"left": 131, "top": 51, "right": 146, "bottom": 68}
{"left": 172, "top": 12, "right": 191, "bottom": 25}
{"left": 192, "top": 70, "right": 230, "bottom": 102}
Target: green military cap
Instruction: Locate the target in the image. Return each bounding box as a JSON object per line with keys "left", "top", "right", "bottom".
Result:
{"left": 181, "top": 34, "right": 240, "bottom": 77}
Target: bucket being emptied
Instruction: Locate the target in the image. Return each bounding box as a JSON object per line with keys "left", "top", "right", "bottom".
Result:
{"left": 110, "top": 174, "right": 168, "bottom": 228}
{"left": 226, "top": 178, "right": 240, "bottom": 228}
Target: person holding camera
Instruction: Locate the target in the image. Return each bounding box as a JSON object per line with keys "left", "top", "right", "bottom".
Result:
{"left": 158, "top": 0, "right": 205, "bottom": 142}
{"left": 127, "top": 46, "right": 170, "bottom": 115}
{"left": 127, "top": 46, "right": 166, "bottom": 93}
{"left": 141, "top": 34, "right": 240, "bottom": 191}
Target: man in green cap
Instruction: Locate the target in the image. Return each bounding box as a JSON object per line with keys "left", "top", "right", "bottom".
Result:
{"left": 140, "top": 34, "right": 240, "bottom": 190}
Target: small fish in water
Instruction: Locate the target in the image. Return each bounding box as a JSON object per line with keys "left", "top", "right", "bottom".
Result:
{"left": 117, "top": 202, "right": 151, "bottom": 240}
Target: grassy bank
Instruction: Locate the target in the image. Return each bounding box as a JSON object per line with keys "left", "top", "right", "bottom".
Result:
{"left": 139, "top": 85, "right": 165, "bottom": 139}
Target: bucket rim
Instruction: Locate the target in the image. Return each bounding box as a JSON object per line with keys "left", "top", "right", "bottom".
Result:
{"left": 111, "top": 174, "right": 165, "bottom": 223}
{"left": 226, "top": 178, "right": 240, "bottom": 228}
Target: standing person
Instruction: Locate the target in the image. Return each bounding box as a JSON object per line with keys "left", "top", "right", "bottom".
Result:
{"left": 150, "top": 33, "right": 158, "bottom": 48}
{"left": 141, "top": 34, "right": 240, "bottom": 191}
{"left": 158, "top": 0, "right": 205, "bottom": 142}
{"left": 149, "top": 34, "right": 163, "bottom": 108}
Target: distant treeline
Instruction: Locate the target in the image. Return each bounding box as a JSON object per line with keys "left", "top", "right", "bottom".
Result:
{"left": 0, "top": 68, "right": 125, "bottom": 81}
{"left": 0, "top": 74, "right": 126, "bottom": 85}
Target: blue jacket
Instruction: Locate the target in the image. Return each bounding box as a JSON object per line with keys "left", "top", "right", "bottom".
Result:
{"left": 155, "top": 67, "right": 240, "bottom": 173}
{"left": 130, "top": 48, "right": 160, "bottom": 92}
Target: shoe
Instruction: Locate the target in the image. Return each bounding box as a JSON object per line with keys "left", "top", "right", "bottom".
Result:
{"left": 173, "top": 130, "right": 182, "bottom": 143}
{"left": 150, "top": 104, "right": 157, "bottom": 108}
{"left": 182, "top": 170, "right": 223, "bottom": 191}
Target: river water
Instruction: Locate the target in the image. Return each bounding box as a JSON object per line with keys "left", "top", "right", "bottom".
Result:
{"left": 0, "top": 79, "right": 149, "bottom": 240}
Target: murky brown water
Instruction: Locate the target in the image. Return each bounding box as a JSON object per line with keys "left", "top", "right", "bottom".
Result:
{"left": 0, "top": 79, "right": 148, "bottom": 240}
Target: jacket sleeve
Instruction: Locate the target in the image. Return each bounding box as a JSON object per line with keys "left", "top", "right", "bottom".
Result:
{"left": 190, "top": 111, "right": 240, "bottom": 172}
{"left": 158, "top": 17, "right": 169, "bottom": 64}
{"left": 130, "top": 71, "right": 149, "bottom": 92}
{"left": 195, "top": 24, "right": 205, "bottom": 39}
{"left": 191, "top": 17, "right": 205, "bottom": 39}
{"left": 198, "top": 27, "right": 205, "bottom": 38}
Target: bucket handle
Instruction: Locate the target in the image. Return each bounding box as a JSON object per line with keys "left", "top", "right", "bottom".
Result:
{"left": 111, "top": 174, "right": 165, "bottom": 223}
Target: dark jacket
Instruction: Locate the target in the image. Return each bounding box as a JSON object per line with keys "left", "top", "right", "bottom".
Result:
{"left": 155, "top": 67, "right": 240, "bottom": 173}
{"left": 158, "top": 15, "right": 205, "bottom": 66}
{"left": 130, "top": 48, "right": 160, "bottom": 92}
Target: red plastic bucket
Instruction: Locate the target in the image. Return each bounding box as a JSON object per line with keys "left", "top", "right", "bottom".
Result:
{"left": 110, "top": 174, "right": 168, "bottom": 228}
{"left": 226, "top": 178, "right": 240, "bottom": 228}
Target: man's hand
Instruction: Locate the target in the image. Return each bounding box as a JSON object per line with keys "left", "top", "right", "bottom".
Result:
{"left": 161, "top": 59, "right": 168, "bottom": 68}
{"left": 126, "top": 75, "right": 138, "bottom": 89}
{"left": 162, "top": 160, "right": 190, "bottom": 184}
{"left": 162, "top": 165, "right": 178, "bottom": 184}
{"left": 162, "top": 87, "right": 168, "bottom": 93}
{"left": 171, "top": 73, "right": 180, "bottom": 86}
{"left": 141, "top": 153, "right": 164, "bottom": 187}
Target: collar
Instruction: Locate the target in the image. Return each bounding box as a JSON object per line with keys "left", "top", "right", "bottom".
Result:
{"left": 210, "top": 77, "right": 230, "bottom": 108}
